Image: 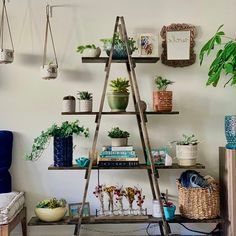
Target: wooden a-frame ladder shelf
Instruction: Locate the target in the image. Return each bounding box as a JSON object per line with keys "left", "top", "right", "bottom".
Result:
{"left": 28, "top": 16, "right": 220, "bottom": 236}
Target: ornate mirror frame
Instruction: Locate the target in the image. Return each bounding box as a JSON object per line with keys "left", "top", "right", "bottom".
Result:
{"left": 160, "top": 23, "right": 196, "bottom": 67}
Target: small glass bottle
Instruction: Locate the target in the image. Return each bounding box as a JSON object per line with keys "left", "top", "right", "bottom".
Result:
{"left": 62, "top": 96, "right": 75, "bottom": 112}
{"left": 152, "top": 199, "right": 162, "bottom": 218}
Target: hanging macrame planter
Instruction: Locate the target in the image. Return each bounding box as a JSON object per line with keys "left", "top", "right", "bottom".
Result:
{"left": 40, "top": 4, "right": 58, "bottom": 80}
{"left": 0, "top": 0, "right": 14, "bottom": 64}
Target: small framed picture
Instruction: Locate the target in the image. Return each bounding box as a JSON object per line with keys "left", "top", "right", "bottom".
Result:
{"left": 68, "top": 202, "right": 90, "bottom": 220}
{"left": 139, "top": 34, "right": 158, "bottom": 57}
{"left": 146, "top": 148, "right": 169, "bottom": 165}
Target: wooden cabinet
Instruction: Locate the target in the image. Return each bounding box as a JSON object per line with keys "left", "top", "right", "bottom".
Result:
{"left": 219, "top": 147, "right": 236, "bottom": 236}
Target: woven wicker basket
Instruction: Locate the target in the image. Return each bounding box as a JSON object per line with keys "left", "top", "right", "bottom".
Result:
{"left": 176, "top": 179, "right": 220, "bottom": 219}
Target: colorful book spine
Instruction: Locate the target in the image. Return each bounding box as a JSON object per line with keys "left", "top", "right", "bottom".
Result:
{"left": 102, "top": 146, "right": 134, "bottom": 151}
{"left": 98, "top": 157, "right": 139, "bottom": 162}
{"left": 100, "top": 150, "right": 136, "bottom": 157}
{"left": 98, "top": 161, "right": 139, "bottom": 167}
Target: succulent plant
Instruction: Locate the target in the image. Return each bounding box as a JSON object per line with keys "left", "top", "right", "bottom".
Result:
{"left": 77, "top": 91, "right": 93, "bottom": 100}
{"left": 36, "top": 198, "right": 67, "bottom": 209}
{"left": 110, "top": 78, "right": 130, "bottom": 93}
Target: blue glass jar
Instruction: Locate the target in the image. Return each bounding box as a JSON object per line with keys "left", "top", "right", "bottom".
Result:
{"left": 225, "top": 115, "right": 236, "bottom": 149}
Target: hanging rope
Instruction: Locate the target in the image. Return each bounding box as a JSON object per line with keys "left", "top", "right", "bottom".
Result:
{"left": 42, "top": 4, "right": 58, "bottom": 67}
{"left": 0, "top": 0, "right": 14, "bottom": 51}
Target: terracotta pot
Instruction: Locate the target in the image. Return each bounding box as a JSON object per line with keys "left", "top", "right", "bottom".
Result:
{"left": 153, "top": 91, "right": 172, "bottom": 112}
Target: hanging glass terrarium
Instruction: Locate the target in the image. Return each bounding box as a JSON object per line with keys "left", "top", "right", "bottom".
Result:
{"left": 40, "top": 4, "right": 58, "bottom": 80}
{"left": 0, "top": 0, "right": 14, "bottom": 64}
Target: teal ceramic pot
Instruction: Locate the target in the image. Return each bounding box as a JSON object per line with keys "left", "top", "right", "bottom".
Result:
{"left": 225, "top": 115, "right": 236, "bottom": 149}
{"left": 107, "top": 92, "right": 129, "bottom": 112}
{"left": 104, "top": 42, "right": 134, "bottom": 59}
{"left": 75, "top": 157, "right": 90, "bottom": 167}
{"left": 163, "top": 205, "right": 176, "bottom": 220}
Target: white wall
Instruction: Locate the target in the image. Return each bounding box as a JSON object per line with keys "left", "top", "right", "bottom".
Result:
{"left": 2, "top": 0, "right": 235, "bottom": 235}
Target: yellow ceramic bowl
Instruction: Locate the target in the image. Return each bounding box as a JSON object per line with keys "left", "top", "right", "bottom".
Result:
{"left": 35, "top": 207, "right": 67, "bottom": 222}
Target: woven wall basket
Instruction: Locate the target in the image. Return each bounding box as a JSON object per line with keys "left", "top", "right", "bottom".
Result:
{"left": 176, "top": 179, "right": 220, "bottom": 219}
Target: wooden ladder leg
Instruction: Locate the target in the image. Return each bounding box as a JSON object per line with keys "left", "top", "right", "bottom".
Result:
{"left": 0, "top": 225, "right": 10, "bottom": 236}
{"left": 75, "top": 17, "right": 121, "bottom": 236}
{"left": 120, "top": 16, "right": 170, "bottom": 236}
{"left": 21, "top": 208, "right": 27, "bottom": 236}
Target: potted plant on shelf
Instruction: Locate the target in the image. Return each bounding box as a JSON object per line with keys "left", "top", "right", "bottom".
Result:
{"left": 77, "top": 91, "right": 93, "bottom": 112}
{"left": 171, "top": 134, "right": 199, "bottom": 166}
{"left": 108, "top": 127, "right": 130, "bottom": 146}
{"left": 25, "top": 120, "right": 89, "bottom": 167}
{"left": 199, "top": 25, "right": 236, "bottom": 149}
{"left": 163, "top": 201, "right": 176, "bottom": 221}
{"left": 76, "top": 44, "right": 101, "bottom": 57}
{"left": 153, "top": 76, "right": 174, "bottom": 112}
{"left": 40, "top": 60, "right": 58, "bottom": 80}
{"left": 35, "top": 198, "right": 67, "bottom": 222}
{"left": 100, "top": 33, "right": 138, "bottom": 59}
{"left": 107, "top": 77, "right": 130, "bottom": 112}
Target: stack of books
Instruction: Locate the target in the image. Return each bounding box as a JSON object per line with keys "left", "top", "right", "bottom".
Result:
{"left": 98, "top": 145, "right": 139, "bottom": 167}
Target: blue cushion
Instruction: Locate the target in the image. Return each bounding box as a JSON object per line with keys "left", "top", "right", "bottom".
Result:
{"left": 0, "top": 171, "right": 11, "bottom": 193}
{"left": 0, "top": 131, "right": 13, "bottom": 170}
{"left": 0, "top": 131, "right": 13, "bottom": 193}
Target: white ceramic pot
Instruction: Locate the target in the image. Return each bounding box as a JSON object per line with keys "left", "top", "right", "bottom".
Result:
{"left": 35, "top": 207, "right": 67, "bottom": 222}
{"left": 0, "top": 48, "right": 14, "bottom": 64}
{"left": 82, "top": 47, "right": 101, "bottom": 57}
{"left": 79, "top": 100, "right": 92, "bottom": 112}
{"left": 40, "top": 64, "right": 58, "bottom": 80}
{"left": 62, "top": 96, "right": 76, "bottom": 112}
{"left": 111, "top": 138, "right": 128, "bottom": 147}
{"left": 176, "top": 144, "right": 198, "bottom": 166}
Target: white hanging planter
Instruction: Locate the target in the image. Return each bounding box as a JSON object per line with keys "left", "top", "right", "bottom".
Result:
{"left": 0, "top": 48, "right": 13, "bottom": 64}
{"left": 0, "top": 0, "right": 14, "bottom": 64}
{"left": 41, "top": 4, "right": 58, "bottom": 80}
{"left": 79, "top": 100, "right": 93, "bottom": 112}
{"left": 176, "top": 144, "right": 198, "bottom": 166}
{"left": 40, "top": 64, "right": 58, "bottom": 80}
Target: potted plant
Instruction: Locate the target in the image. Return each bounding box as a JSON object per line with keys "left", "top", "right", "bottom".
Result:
{"left": 153, "top": 76, "right": 174, "bottom": 112}
{"left": 200, "top": 25, "right": 236, "bottom": 149}
{"left": 76, "top": 44, "right": 101, "bottom": 57}
{"left": 163, "top": 201, "right": 176, "bottom": 221}
{"left": 0, "top": 48, "right": 14, "bottom": 64}
{"left": 77, "top": 91, "right": 93, "bottom": 112}
{"left": 40, "top": 60, "right": 58, "bottom": 80}
{"left": 107, "top": 77, "right": 130, "bottom": 112}
{"left": 35, "top": 198, "right": 67, "bottom": 222}
{"left": 100, "top": 33, "right": 138, "bottom": 59}
{"left": 25, "top": 120, "right": 89, "bottom": 167}
{"left": 108, "top": 127, "right": 130, "bottom": 146}
{"left": 171, "top": 134, "right": 199, "bottom": 166}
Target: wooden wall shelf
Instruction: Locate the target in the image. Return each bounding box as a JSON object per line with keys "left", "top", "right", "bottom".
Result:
{"left": 82, "top": 57, "right": 160, "bottom": 64}
{"left": 28, "top": 215, "right": 223, "bottom": 226}
{"left": 61, "top": 111, "right": 179, "bottom": 115}
{"left": 48, "top": 163, "right": 205, "bottom": 170}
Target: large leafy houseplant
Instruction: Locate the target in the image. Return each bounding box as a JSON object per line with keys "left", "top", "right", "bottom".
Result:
{"left": 25, "top": 120, "right": 89, "bottom": 161}
{"left": 199, "top": 25, "right": 236, "bottom": 87}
